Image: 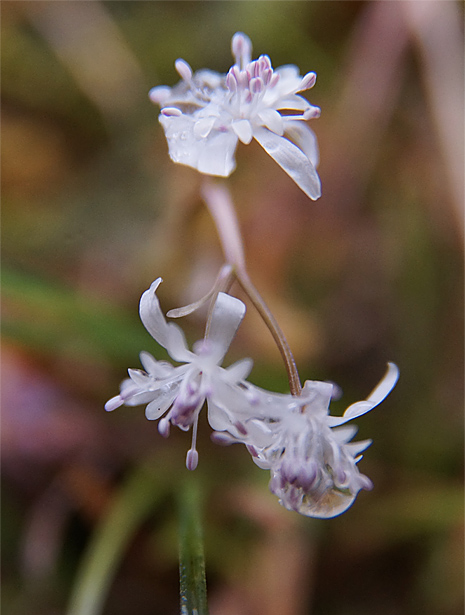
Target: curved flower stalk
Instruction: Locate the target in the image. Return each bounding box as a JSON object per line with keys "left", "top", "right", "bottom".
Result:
{"left": 213, "top": 363, "right": 399, "bottom": 519}
{"left": 149, "top": 32, "right": 321, "bottom": 200}
{"left": 105, "top": 279, "right": 257, "bottom": 470}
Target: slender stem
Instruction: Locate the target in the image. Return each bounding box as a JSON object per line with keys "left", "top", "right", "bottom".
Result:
{"left": 201, "top": 179, "right": 302, "bottom": 396}
{"left": 201, "top": 181, "right": 246, "bottom": 270}
{"left": 235, "top": 269, "right": 302, "bottom": 396}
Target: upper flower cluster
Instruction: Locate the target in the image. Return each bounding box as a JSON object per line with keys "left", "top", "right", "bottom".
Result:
{"left": 149, "top": 32, "right": 321, "bottom": 200}
{"left": 106, "top": 279, "right": 399, "bottom": 518}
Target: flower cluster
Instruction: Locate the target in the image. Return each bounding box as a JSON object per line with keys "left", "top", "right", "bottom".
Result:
{"left": 149, "top": 32, "right": 321, "bottom": 200}
{"left": 106, "top": 279, "right": 398, "bottom": 518}
{"left": 107, "top": 33, "right": 398, "bottom": 519}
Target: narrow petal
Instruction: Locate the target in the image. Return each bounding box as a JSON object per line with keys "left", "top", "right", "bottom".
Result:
{"left": 284, "top": 121, "right": 320, "bottom": 167}
{"left": 224, "top": 358, "right": 254, "bottom": 381}
{"left": 145, "top": 388, "right": 179, "bottom": 420}
{"left": 257, "top": 109, "right": 284, "bottom": 136}
{"left": 343, "top": 363, "right": 399, "bottom": 421}
{"left": 206, "top": 292, "right": 246, "bottom": 363}
{"left": 252, "top": 126, "right": 321, "bottom": 200}
{"left": 105, "top": 396, "right": 124, "bottom": 412}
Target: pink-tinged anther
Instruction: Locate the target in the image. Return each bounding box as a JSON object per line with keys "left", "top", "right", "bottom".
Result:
{"left": 158, "top": 417, "right": 170, "bottom": 438}
{"left": 299, "top": 72, "right": 317, "bottom": 91}
{"left": 175, "top": 58, "right": 193, "bottom": 81}
{"left": 161, "top": 107, "right": 183, "bottom": 117}
{"left": 186, "top": 448, "right": 199, "bottom": 471}
{"left": 105, "top": 396, "right": 124, "bottom": 412}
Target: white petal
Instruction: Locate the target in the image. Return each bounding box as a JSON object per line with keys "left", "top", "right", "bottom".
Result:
{"left": 139, "top": 352, "right": 174, "bottom": 378}
{"left": 252, "top": 126, "right": 321, "bottom": 200}
{"left": 257, "top": 108, "right": 284, "bottom": 136}
{"left": 231, "top": 119, "right": 253, "bottom": 144}
{"left": 139, "top": 279, "right": 193, "bottom": 363}
{"left": 206, "top": 292, "right": 246, "bottom": 363}
{"left": 194, "top": 117, "right": 216, "bottom": 139}
{"left": 343, "top": 363, "right": 399, "bottom": 421}
{"left": 284, "top": 121, "right": 319, "bottom": 167}
{"left": 145, "top": 389, "right": 178, "bottom": 420}
{"left": 224, "top": 358, "right": 253, "bottom": 381}
{"left": 345, "top": 439, "right": 372, "bottom": 457}
{"left": 160, "top": 113, "right": 238, "bottom": 177}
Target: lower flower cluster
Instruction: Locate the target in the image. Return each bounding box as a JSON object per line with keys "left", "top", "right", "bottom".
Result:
{"left": 106, "top": 279, "right": 398, "bottom": 518}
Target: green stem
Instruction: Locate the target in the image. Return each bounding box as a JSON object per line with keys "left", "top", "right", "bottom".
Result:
{"left": 235, "top": 268, "right": 302, "bottom": 396}
{"left": 178, "top": 478, "right": 209, "bottom": 615}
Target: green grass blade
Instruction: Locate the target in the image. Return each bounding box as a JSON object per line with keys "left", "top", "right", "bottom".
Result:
{"left": 67, "top": 463, "right": 166, "bottom": 615}
{"left": 178, "top": 479, "right": 209, "bottom": 615}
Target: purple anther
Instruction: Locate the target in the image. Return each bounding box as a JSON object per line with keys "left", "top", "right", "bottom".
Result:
{"left": 250, "top": 77, "right": 263, "bottom": 94}
{"left": 186, "top": 448, "right": 199, "bottom": 471}
{"left": 149, "top": 86, "right": 171, "bottom": 104}
{"left": 231, "top": 32, "right": 252, "bottom": 68}
{"left": 211, "top": 432, "right": 235, "bottom": 446}
{"left": 234, "top": 421, "right": 248, "bottom": 436}
{"left": 175, "top": 58, "right": 193, "bottom": 81}
{"left": 269, "top": 73, "right": 280, "bottom": 88}
{"left": 262, "top": 69, "right": 272, "bottom": 86}
{"left": 246, "top": 444, "right": 259, "bottom": 458}
{"left": 104, "top": 396, "right": 124, "bottom": 412}
{"left": 303, "top": 106, "right": 321, "bottom": 120}
{"left": 158, "top": 417, "right": 170, "bottom": 438}
{"left": 299, "top": 72, "right": 317, "bottom": 91}
{"left": 259, "top": 55, "right": 272, "bottom": 71}
{"left": 226, "top": 71, "right": 237, "bottom": 92}
{"left": 161, "top": 107, "right": 183, "bottom": 117}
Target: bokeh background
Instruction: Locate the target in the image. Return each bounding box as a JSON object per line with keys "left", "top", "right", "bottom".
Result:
{"left": 2, "top": 2, "right": 463, "bottom": 615}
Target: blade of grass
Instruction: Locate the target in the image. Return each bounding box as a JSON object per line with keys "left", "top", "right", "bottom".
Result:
{"left": 178, "top": 478, "right": 209, "bottom": 615}
{"left": 67, "top": 462, "right": 166, "bottom": 615}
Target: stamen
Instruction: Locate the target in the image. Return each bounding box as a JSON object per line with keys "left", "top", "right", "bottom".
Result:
{"left": 149, "top": 86, "right": 171, "bottom": 104}
{"left": 104, "top": 396, "right": 124, "bottom": 412}
{"left": 298, "top": 72, "right": 317, "bottom": 91}
{"left": 231, "top": 32, "right": 252, "bottom": 69}
{"left": 175, "top": 58, "right": 193, "bottom": 81}
{"left": 158, "top": 417, "right": 170, "bottom": 438}
{"left": 186, "top": 448, "right": 199, "bottom": 471}
{"left": 161, "top": 107, "right": 183, "bottom": 117}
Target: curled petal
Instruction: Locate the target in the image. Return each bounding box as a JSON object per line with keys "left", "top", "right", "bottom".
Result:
{"left": 253, "top": 126, "right": 321, "bottom": 200}
{"left": 343, "top": 363, "right": 399, "bottom": 421}
{"left": 139, "top": 279, "right": 193, "bottom": 363}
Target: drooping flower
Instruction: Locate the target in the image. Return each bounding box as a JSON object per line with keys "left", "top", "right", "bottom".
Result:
{"left": 149, "top": 32, "right": 321, "bottom": 200}
{"left": 212, "top": 363, "right": 399, "bottom": 518}
{"left": 105, "top": 279, "right": 257, "bottom": 470}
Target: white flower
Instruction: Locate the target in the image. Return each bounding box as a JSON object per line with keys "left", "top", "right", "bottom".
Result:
{"left": 213, "top": 363, "right": 399, "bottom": 518}
{"left": 105, "top": 279, "right": 256, "bottom": 470}
{"left": 149, "top": 32, "right": 321, "bottom": 200}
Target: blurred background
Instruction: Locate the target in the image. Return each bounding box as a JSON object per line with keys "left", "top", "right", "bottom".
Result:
{"left": 2, "top": 2, "right": 463, "bottom": 614}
